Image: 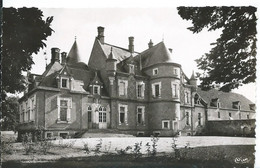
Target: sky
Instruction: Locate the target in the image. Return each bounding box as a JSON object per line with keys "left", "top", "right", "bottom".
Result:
{"left": 12, "top": 7, "right": 257, "bottom": 103}
{"left": 3, "top": 0, "right": 260, "bottom": 167}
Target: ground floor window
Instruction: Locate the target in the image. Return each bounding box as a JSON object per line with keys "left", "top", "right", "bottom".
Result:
{"left": 186, "top": 112, "right": 190, "bottom": 125}
{"left": 162, "top": 120, "right": 170, "bottom": 129}
{"left": 137, "top": 106, "right": 145, "bottom": 125}
{"left": 118, "top": 104, "right": 128, "bottom": 125}
{"left": 59, "top": 132, "right": 68, "bottom": 139}
{"left": 45, "top": 132, "right": 53, "bottom": 139}
{"left": 198, "top": 113, "right": 201, "bottom": 126}
{"left": 218, "top": 112, "right": 220, "bottom": 118}
{"left": 99, "top": 112, "right": 106, "bottom": 122}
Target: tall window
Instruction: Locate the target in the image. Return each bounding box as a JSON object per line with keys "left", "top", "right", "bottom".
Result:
{"left": 118, "top": 80, "right": 128, "bottom": 96}
{"left": 229, "top": 113, "right": 232, "bottom": 117}
{"left": 185, "top": 92, "right": 190, "bottom": 104}
{"left": 98, "top": 106, "right": 106, "bottom": 123}
{"left": 136, "top": 82, "right": 145, "bottom": 98}
{"left": 186, "top": 112, "right": 190, "bottom": 125}
{"left": 152, "top": 82, "right": 161, "bottom": 98}
{"left": 119, "top": 104, "right": 127, "bottom": 125}
{"left": 87, "top": 106, "right": 92, "bottom": 122}
{"left": 25, "top": 101, "right": 29, "bottom": 122}
{"left": 58, "top": 97, "right": 71, "bottom": 122}
{"left": 218, "top": 112, "right": 220, "bottom": 118}
{"left": 198, "top": 113, "right": 201, "bottom": 126}
{"left": 171, "top": 83, "right": 178, "bottom": 98}
{"left": 247, "top": 114, "right": 249, "bottom": 119}
{"left": 137, "top": 106, "right": 145, "bottom": 125}
{"left": 30, "top": 96, "right": 35, "bottom": 121}
{"left": 239, "top": 113, "right": 241, "bottom": 119}
{"left": 60, "top": 100, "right": 68, "bottom": 121}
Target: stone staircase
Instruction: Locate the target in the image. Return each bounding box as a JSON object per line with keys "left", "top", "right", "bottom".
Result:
{"left": 80, "top": 129, "right": 135, "bottom": 138}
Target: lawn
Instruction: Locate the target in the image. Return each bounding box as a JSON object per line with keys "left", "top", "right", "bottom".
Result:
{"left": 1, "top": 134, "right": 256, "bottom": 168}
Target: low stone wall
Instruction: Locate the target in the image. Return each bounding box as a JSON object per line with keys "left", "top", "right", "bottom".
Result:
{"left": 206, "top": 119, "right": 255, "bottom": 137}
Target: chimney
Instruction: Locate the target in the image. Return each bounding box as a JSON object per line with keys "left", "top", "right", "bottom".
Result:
{"left": 61, "top": 52, "right": 67, "bottom": 65}
{"left": 169, "top": 48, "right": 173, "bottom": 53}
{"left": 97, "top": 26, "right": 105, "bottom": 44}
{"left": 51, "top": 48, "right": 60, "bottom": 63}
{"left": 128, "top": 36, "right": 134, "bottom": 53}
{"left": 148, "top": 39, "right": 153, "bottom": 48}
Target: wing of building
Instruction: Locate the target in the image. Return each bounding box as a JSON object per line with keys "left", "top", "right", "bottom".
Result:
{"left": 18, "top": 27, "right": 256, "bottom": 140}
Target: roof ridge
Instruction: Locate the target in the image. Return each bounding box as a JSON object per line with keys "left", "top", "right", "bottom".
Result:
{"left": 103, "top": 42, "right": 140, "bottom": 54}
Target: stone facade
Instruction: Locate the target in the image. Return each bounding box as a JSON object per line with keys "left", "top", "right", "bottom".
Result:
{"left": 18, "top": 27, "right": 256, "bottom": 139}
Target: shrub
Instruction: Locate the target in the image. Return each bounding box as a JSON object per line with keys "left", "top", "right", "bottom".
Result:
{"left": 1, "top": 140, "right": 14, "bottom": 155}
{"left": 83, "top": 141, "right": 91, "bottom": 154}
{"left": 171, "top": 137, "right": 180, "bottom": 160}
{"left": 115, "top": 146, "right": 132, "bottom": 155}
{"left": 132, "top": 141, "right": 142, "bottom": 159}
{"left": 93, "top": 139, "right": 102, "bottom": 155}
{"left": 151, "top": 137, "right": 159, "bottom": 157}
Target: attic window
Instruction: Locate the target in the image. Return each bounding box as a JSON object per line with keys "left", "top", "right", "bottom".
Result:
{"left": 153, "top": 68, "right": 158, "bottom": 75}
{"left": 129, "top": 64, "right": 135, "bottom": 74}
{"left": 232, "top": 101, "right": 240, "bottom": 110}
{"left": 61, "top": 77, "right": 69, "bottom": 89}
{"left": 93, "top": 85, "right": 100, "bottom": 95}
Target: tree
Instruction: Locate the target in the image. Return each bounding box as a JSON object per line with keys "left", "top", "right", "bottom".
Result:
{"left": 177, "top": 7, "right": 257, "bottom": 92}
{"left": 1, "top": 96, "right": 19, "bottom": 131}
{"left": 1, "top": 7, "right": 53, "bottom": 99}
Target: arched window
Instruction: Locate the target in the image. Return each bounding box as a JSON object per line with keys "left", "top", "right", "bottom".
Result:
{"left": 99, "top": 106, "right": 103, "bottom": 111}
{"left": 87, "top": 106, "right": 92, "bottom": 111}
{"left": 103, "top": 107, "right": 106, "bottom": 111}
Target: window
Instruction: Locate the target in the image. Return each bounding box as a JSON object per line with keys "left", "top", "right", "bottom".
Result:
{"left": 152, "top": 82, "right": 161, "bottom": 98}
{"left": 129, "top": 64, "right": 135, "bottom": 74}
{"left": 247, "top": 114, "right": 249, "bottom": 119}
{"left": 87, "top": 106, "right": 92, "bottom": 122}
{"left": 45, "top": 132, "right": 53, "bottom": 139}
{"left": 136, "top": 82, "right": 145, "bottom": 98}
{"left": 185, "top": 92, "right": 190, "bottom": 104}
{"left": 25, "top": 101, "right": 29, "bottom": 122}
{"left": 60, "top": 100, "right": 68, "bottom": 121}
{"left": 93, "top": 85, "right": 100, "bottom": 95}
{"left": 20, "top": 104, "right": 24, "bottom": 123}
{"left": 173, "top": 68, "right": 179, "bottom": 77}
{"left": 162, "top": 120, "right": 170, "bottom": 129}
{"left": 171, "top": 82, "right": 178, "bottom": 98}
{"left": 229, "top": 113, "right": 232, "bottom": 117}
{"left": 186, "top": 112, "right": 190, "bottom": 125}
{"left": 218, "top": 112, "right": 220, "bottom": 118}
{"left": 29, "top": 95, "right": 36, "bottom": 121}
{"left": 57, "top": 97, "right": 71, "bottom": 123}
{"left": 59, "top": 132, "right": 68, "bottom": 139}
{"left": 118, "top": 80, "right": 128, "bottom": 96}
{"left": 153, "top": 68, "right": 158, "bottom": 75}
{"left": 217, "top": 102, "right": 220, "bottom": 108}
{"left": 198, "top": 113, "right": 201, "bottom": 126}
{"left": 239, "top": 113, "right": 241, "bottom": 119}
{"left": 137, "top": 106, "right": 145, "bottom": 125}
{"left": 119, "top": 104, "right": 128, "bottom": 125}
{"left": 98, "top": 106, "right": 106, "bottom": 123}
{"left": 61, "top": 78, "right": 69, "bottom": 88}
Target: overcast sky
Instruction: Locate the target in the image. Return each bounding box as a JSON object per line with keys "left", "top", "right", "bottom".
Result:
{"left": 3, "top": 1, "right": 257, "bottom": 103}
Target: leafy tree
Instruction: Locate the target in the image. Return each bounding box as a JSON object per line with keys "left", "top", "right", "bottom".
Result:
{"left": 177, "top": 7, "right": 257, "bottom": 91}
{"left": 1, "top": 96, "right": 19, "bottom": 131}
{"left": 1, "top": 7, "right": 53, "bottom": 99}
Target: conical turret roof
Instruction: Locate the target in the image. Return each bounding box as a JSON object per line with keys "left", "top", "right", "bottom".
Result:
{"left": 67, "top": 40, "right": 80, "bottom": 65}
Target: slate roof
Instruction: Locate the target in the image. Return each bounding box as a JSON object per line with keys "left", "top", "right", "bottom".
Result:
{"left": 67, "top": 40, "right": 80, "bottom": 65}
{"left": 101, "top": 42, "right": 139, "bottom": 62}
{"left": 134, "top": 41, "right": 174, "bottom": 68}
{"left": 197, "top": 88, "right": 254, "bottom": 111}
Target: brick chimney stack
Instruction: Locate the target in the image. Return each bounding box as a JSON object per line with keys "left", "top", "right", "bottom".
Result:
{"left": 51, "top": 48, "right": 60, "bottom": 63}
{"left": 148, "top": 39, "right": 153, "bottom": 48}
{"left": 97, "top": 26, "right": 105, "bottom": 44}
{"left": 61, "top": 52, "right": 67, "bottom": 65}
{"left": 128, "top": 36, "right": 134, "bottom": 53}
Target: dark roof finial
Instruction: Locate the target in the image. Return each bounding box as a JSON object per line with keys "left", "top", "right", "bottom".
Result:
{"left": 190, "top": 70, "right": 196, "bottom": 80}
{"left": 75, "top": 36, "right": 77, "bottom": 41}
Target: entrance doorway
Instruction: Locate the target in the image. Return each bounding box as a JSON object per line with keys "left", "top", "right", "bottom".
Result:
{"left": 98, "top": 112, "right": 107, "bottom": 129}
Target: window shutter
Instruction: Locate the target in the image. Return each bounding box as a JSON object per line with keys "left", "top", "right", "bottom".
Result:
{"left": 125, "top": 105, "right": 128, "bottom": 124}
{"left": 67, "top": 99, "right": 72, "bottom": 121}
{"left": 142, "top": 107, "right": 145, "bottom": 124}
{"left": 159, "top": 82, "right": 162, "bottom": 96}
{"left": 125, "top": 81, "right": 128, "bottom": 96}
{"left": 57, "top": 97, "right": 60, "bottom": 120}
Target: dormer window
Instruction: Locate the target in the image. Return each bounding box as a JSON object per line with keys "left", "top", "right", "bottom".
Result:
{"left": 153, "top": 68, "right": 158, "bottom": 75}
{"left": 129, "top": 64, "right": 135, "bottom": 74}
{"left": 232, "top": 101, "right": 241, "bottom": 110}
{"left": 93, "top": 85, "right": 100, "bottom": 95}
{"left": 61, "top": 77, "right": 69, "bottom": 89}
{"left": 210, "top": 98, "right": 219, "bottom": 108}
